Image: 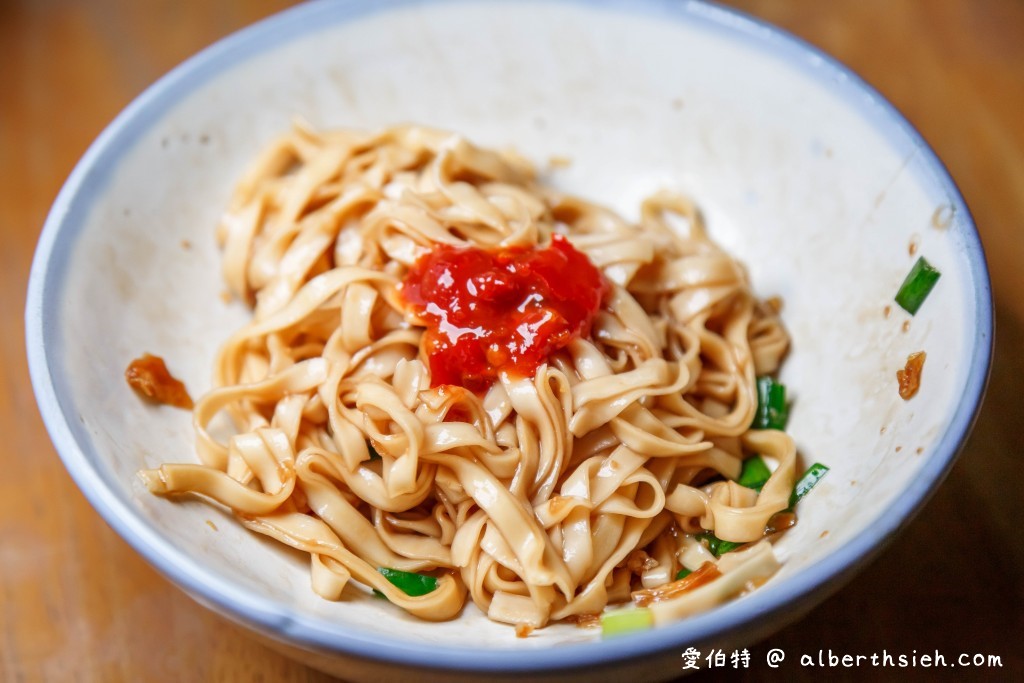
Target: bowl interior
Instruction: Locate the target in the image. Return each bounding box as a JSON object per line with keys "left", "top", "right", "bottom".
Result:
{"left": 29, "top": 0, "right": 989, "bottom": 669}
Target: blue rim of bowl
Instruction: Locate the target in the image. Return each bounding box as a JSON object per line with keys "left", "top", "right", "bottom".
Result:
{"left": 26, "top": 0, "right": 992, "bottom": 675}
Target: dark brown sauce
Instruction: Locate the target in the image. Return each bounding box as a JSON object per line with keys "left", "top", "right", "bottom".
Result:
{"left": 765, "top": 511, "right": 797, "bottom": 534}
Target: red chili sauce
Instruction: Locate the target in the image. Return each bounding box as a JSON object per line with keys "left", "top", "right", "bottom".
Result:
{"left": 399, "top": 234, "right": 608, "bottom": 392}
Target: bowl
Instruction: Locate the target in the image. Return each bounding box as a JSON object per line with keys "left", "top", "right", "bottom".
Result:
{"left": 26, "top": 1, "right": 991, "bottom": 680}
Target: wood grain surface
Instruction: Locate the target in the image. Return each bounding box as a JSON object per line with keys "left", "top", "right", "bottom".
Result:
{"left": 3, "top": 1, "right": 1021, "bottom": 681}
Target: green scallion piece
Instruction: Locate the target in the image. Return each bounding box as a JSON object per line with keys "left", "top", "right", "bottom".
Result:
{"left": 377, "top": 567, "right": 438, "bottom": 597}
{"left": 752, "top": 376, "right": 788, "bottom": 430}
{"left": 895, "top": 256, "right": 941, "bottom": 315}
{"left": 675, "top": 567, "right": 692, "bottom": 581}
{"left": 696, "top": 531, "right": 743, "bottom": 557}
{"left": 788, "top": 463, "right": 830, "bottom": 509}
{"left": 600, "top": 607, "right": 653, "bottom": 637}
{"left": 737, "top": 455, "right": 772, "bottom": 492}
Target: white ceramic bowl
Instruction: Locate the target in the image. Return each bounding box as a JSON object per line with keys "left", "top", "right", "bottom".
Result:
{"left": 26, "top": 1, "right": 991, "bottom": 681}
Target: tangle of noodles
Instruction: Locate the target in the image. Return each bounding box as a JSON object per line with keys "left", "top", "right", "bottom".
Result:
{"left": 140, "top": 123, "right": 795, "bottom": 630}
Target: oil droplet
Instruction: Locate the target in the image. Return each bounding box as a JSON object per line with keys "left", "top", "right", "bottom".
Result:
{"left": 931, "top": 204, "right": 954, "bottom": 229}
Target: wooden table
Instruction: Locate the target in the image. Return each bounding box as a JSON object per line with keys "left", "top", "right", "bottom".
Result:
{"left": 3, "top": 1, "right": 1021, "bottom": 680}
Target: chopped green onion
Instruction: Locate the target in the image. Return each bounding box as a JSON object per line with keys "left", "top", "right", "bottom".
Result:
{"left": 788, "top": 463, "right": 830, "bottom": 509}
{"left": 696, "top": 531, "right": 743, "bottom": 557}
{"left": 377, "top": 567, "right": 438, "bottom": 597}
{"left": 752, "top": 376, "right": 788, "bottom": 430}
{"left": 675, "top": 567, "right": 692, "bottom": 580}
{"left": 367, "top": 441, "right": 382, "bottom": 460}
{"left": 600, "top": 607, "right": 653, "bottom": 637}
{"left": 895, "top": 256, "right": 941, "bottom": 315}
{"left": 737, "top": 455, "right": 772, "bottom": 492}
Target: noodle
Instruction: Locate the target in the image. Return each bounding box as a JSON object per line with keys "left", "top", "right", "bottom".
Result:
{"left": 139, "top": 123, "right": 794, "bottom": 629}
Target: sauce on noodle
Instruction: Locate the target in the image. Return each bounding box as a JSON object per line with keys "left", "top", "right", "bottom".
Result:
{"left": 400, "top": 234, "right": 608, "bottom": 391}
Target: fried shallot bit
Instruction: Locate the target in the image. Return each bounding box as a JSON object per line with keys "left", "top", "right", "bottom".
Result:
{"left": 515, "top": 624, "right": 534, "bottom": 638}
{"left": 565, "top": 613, "right": 601, "bottom": 629}
{"left": 896, "top": 351, "right": 927, "bottom": 400}
{"left": 631, "top": 562, "right": 722, "bottom": 607}
{"left": 125, "top": 353, "right": 194, "bottom": 409}
{"left": 626, "top": 550, "right": 658, "bottom": 575}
